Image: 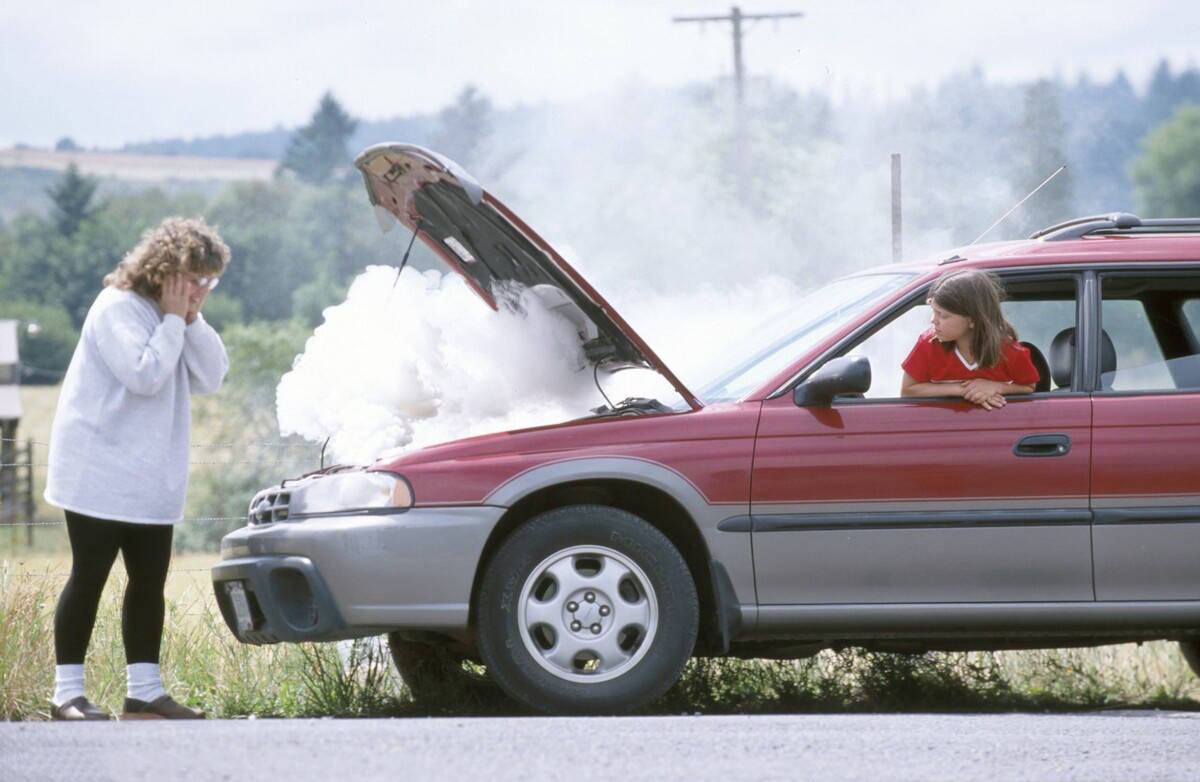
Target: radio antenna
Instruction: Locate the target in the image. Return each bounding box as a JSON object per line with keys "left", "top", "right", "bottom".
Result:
{"left": 969, "top": 165, "right": 1067, "bottom": 245}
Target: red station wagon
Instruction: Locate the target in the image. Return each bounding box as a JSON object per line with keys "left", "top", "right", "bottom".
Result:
{"left": 213, "top": 144, "right": 1200, "bottom": 714}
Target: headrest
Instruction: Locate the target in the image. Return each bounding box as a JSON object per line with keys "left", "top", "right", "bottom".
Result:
{"left": 1018, "top": 341, "right": 1051, "bottom": 393}
{"left": 1048, "top": 328, "right": 1116, "bottom": 389}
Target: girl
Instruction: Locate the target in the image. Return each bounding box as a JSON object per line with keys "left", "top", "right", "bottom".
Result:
{"left": 900, "top": 268, "right": 1039, "bottom": 410}
{"left": 45, "top": 217, "right": 229, "bottom": 720}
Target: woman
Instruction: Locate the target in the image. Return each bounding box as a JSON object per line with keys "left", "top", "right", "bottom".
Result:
{"left": 45, "top": 216, "right": 230, "bottom": 720}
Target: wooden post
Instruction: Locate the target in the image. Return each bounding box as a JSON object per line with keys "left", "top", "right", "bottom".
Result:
{"left": 23, "top": 437, "right": 33, "bottom": 545}
{"left": 1, "top": 421, "right": 14, "bottom": 546}
{"left": 891, "top": 153, "right": 902, "bottom": 263}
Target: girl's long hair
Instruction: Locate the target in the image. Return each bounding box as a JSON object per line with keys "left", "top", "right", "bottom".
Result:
{"left": 104, "top": 216, "right": 229, "bottom": 299}
{"left": 928, "top": 269, "right": 1017, "bottom": 368}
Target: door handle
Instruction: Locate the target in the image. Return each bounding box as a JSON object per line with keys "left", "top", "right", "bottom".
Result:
{"left": 1013, "top": 433, "right": 1071, "bottom": 457}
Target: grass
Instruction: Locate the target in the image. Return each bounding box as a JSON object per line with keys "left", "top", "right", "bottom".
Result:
{"left": 2, "top": 553, "right": 1198, "bottom": 720}
{"left": 0, "top": 554, "right": 409, "bottom": 720}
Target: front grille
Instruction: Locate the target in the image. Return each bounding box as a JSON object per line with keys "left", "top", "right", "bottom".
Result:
{"left": 248, "top": 489, "right": 290, "bottom": 525}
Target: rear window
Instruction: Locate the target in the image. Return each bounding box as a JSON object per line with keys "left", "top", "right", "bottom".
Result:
{"left": 1100, "top": 274, "right": 1200, "bottom": 392}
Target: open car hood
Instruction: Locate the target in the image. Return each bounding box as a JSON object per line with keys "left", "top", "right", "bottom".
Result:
{"left": 354, "top": 143, "right": 701, "bottom": 411}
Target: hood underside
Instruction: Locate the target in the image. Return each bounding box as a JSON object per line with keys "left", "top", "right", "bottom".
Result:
{"left": 354, "top": 143, "right": 700, "bottom": 410}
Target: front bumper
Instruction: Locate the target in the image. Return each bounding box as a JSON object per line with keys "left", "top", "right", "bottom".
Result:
{"left": 212, "top": 555, "right": 354, "bottom": 644}
{"left": 212, "top": 505, "right": 506, "bottom": 644}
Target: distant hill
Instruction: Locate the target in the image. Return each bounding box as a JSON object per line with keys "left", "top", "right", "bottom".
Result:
{"left": 0, "top": 110, "right": 446, "bottom": 221}
{"left": 120, "top": 113, "right": 440, "bottom": 160}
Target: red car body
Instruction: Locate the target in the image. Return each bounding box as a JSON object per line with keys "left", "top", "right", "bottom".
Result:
{"left": 214, "top": 145, "right": 1200, "bottom": 714}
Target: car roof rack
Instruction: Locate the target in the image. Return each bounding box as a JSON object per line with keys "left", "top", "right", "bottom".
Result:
{"left": 1033, "top": 212, "right": 1200, "bottom": 241}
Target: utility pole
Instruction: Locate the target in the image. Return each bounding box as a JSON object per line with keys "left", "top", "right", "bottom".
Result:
{"left": 891, "top": 153, "right": 902, "bottom": 262}
{"left": 673, "top": 6, "right": 805, "bottom": 107}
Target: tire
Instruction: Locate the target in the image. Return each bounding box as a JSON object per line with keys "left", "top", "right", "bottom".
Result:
{"left": 475, "top": 504, "right": 699, "bottom": 715}
{"left": 387, "top": 634, "right": 503, "bottom": 709}
{"left": 1181, "top": 640, "right": 1200, "bottom": 678}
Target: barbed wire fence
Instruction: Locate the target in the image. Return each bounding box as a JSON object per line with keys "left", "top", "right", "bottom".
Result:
{"left": 0, "top": 435, "right": 324, "bottom": 581}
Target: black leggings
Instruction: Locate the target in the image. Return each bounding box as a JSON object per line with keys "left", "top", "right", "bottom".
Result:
{"left": 54, "top": 511, "right": 174, "bottom": 665}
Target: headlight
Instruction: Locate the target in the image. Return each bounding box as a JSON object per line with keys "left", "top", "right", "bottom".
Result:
{"left": 289, "top": 470, "right": 414, "bottom": 516}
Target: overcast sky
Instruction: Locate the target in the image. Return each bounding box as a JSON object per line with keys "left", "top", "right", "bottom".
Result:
{"left": 3, "top": 0, "right": 1198, "bottom": 150}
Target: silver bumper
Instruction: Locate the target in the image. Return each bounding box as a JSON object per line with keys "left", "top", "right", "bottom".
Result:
{"left": 212, "top": 505, "right": 505, "bottom": 643}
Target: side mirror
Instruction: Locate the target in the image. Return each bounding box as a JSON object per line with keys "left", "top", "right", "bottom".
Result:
{"left": 793, "top": 356, "right": 871, "bottom": 407}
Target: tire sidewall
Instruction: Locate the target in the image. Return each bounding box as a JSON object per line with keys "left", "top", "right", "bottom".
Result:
{"left": 476, "top": 505, "right": 699, "bottom": 714}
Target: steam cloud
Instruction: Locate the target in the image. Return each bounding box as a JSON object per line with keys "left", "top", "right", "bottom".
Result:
{"left": 277, "top": 77, "right": 1015, "bottom": 463}
{"left": 276, "top": 266, "right": 597, "bottom": 465}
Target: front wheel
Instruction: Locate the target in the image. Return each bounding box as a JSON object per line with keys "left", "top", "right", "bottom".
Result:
{"left": 475, "top": 505, "right": 699, "bottom": 714}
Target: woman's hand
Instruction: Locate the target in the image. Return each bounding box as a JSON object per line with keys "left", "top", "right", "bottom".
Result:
{"left": 185, "top": 283, "right": 210, "bottom": 325}
{"left": 158, "top": 274, "right": 189, "bottom": 320}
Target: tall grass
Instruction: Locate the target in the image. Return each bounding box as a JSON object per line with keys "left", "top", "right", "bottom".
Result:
{"left": 3, "top": 556, "right": 1197, "bottom": 720}
{"left": 659, "top": 643, "right": 1200, "bottom": 714}
{"left": 0, "top": 558, "right": 409, "bottom": 720}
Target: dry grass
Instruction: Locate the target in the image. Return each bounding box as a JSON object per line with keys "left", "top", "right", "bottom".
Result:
{"left": 0, "top": 553, "right": 406, "bottom": 720}
{"left": 0, "top": 147, "right": 275, "bottom": 183}
{"left": 2, "top": 554, "right": 1198, "bottom": 720}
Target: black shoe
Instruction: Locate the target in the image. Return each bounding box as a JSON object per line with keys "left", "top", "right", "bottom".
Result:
{"left": 50, "top": 696, "right": 111, "bottom": 721}
{"left": 121, "top": 694, "right": 205, "bottom": 720}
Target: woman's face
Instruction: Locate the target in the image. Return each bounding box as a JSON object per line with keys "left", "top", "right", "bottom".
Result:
{"left": 182, "top": 271, "right": 218, "bottom": 307}
{"left": 929, "top": 300, "right": 972, "bottom": 344}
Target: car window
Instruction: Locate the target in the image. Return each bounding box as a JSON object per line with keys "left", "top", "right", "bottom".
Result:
{"left": 1101, "top": 274, "right": 1200, "bottom": 392}
{"left": 693, "top": 272, "right": 916, "bottom": 403}
{"left": 1183, "top": 299, "right": 1200, "bottom": 344}
{"left": 846, "top": 279, "right": 1075, "bottom": 399}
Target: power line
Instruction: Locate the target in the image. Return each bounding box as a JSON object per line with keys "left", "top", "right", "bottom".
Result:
{"left": 673, "top": 6, "right": 805, "bottom": 106}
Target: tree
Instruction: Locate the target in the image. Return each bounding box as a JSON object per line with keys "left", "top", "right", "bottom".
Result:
{"left": 1061, "top": 71, "right": 1142, "bottom": 213}
{"left": 1011, "top": 79, "right": 1074, "bottom": 234}
{"left": 54, "top": 137, "right": 80, "bottom": 151}
{"left": 278, "top": 92, "right": 358, "bottom": 184}
{"left": 428, "top": 85, "right": 493, "bottom": 170}
{"left": 46, "top": 162, "right": 98, "bottom": 236}
{"left": 1130, "top": 104, "right": 1200, "bottom": 217}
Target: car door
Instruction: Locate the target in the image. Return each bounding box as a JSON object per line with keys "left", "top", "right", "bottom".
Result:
{"left": 1091, "top": 269, "right": 1200, "bottom": 600}
{"left": 750, "top": 273, "right": 1095, "bottom": 605}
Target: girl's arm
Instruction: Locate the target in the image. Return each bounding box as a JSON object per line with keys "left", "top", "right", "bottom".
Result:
{"left": 900, "top": 372, "right": 963, "bottom": 398}
{"left": 960, "top": 378, "right": 1034, "bottom": 410}
{"left": 961, "top": 378, "right": 1034, "bottom": 398}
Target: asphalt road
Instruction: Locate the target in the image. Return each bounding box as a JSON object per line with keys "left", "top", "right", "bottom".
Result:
{"left": 2, "top": 711, "right": 1197, "bottom": 782}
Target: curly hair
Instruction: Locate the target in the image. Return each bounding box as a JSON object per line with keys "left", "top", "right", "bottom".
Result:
{"left": 103, "top": 217, "right": 230, "bottom": 299}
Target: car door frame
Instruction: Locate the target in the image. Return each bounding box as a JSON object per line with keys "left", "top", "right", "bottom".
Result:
{"left": 1088, "top": 264, "right": 1200, "bottom": 601}
{"left": 747, "top": 266, "right": 1099, "bottom": 637}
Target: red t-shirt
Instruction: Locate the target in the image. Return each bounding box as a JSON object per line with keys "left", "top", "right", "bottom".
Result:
{"left": 902, "top": 328, "right": 1039, "bottom": 386}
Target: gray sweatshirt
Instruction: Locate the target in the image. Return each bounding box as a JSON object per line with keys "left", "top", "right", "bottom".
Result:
{"left": 45, "top": 286, "right": 228, "bottom": 524}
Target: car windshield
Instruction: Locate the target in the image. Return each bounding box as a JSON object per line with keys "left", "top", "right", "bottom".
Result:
{"left": 693, "top": 272, "right": 917, "bottom": 404}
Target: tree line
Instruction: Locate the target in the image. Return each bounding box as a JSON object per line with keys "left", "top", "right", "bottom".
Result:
{"left": 3, "top": 62, "right": 1200, "bottom": 383}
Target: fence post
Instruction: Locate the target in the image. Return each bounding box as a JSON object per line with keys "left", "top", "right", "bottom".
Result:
{"left": 23, "top": 437, "right": 33, "bottom": 545}
{"left": 1, "top": 425, "right": 13, "bottom": 545}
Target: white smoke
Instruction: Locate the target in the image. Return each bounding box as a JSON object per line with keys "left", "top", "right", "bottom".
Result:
{"left": 277, "top": 76, "right": 1023, "bottom": 463}
{"left": 276, "top": 265, "right": 598, "bottom": 465}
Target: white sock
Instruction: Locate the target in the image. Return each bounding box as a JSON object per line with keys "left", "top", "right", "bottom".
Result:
{"left": 126, "top": 663, "right": 166, "bottom": 702}
{"left": 53, "top": 664, "right": 85, "bottom": 706}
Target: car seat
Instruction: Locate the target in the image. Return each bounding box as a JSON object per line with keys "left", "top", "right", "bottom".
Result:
{"left": 1018, "top": 341, "right": 1051, "bottom": 393}
{"left": 1049, "top": 327, "right": 1117, "bottom": 389}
